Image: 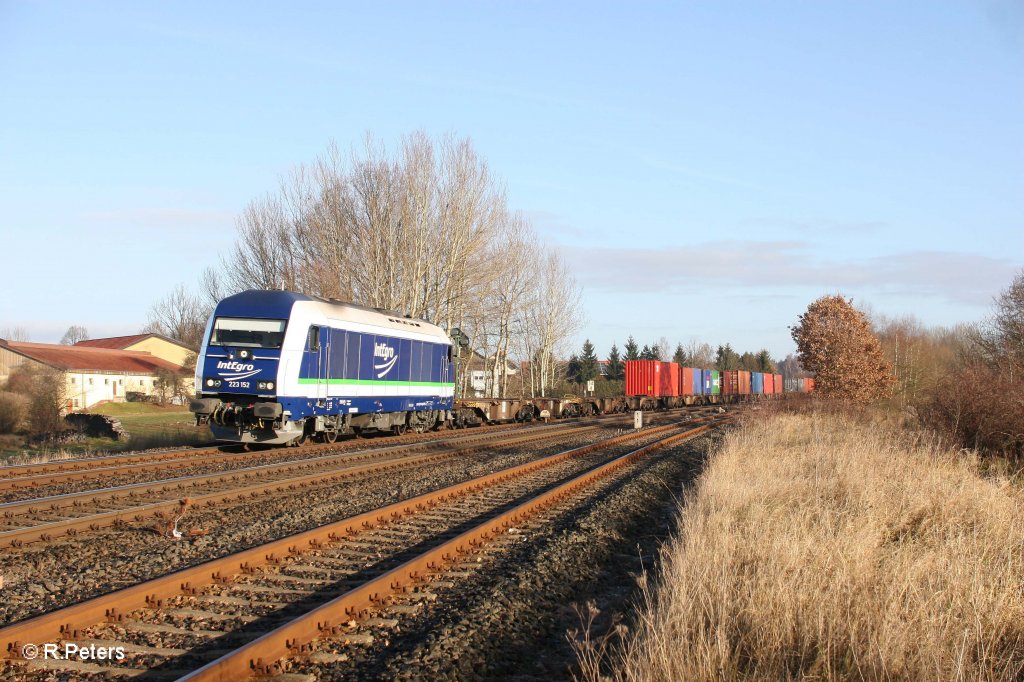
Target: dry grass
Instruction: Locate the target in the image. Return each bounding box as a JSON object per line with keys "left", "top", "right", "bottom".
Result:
{"left": 589, "top": 411, "right": 1024, "bottom": 681}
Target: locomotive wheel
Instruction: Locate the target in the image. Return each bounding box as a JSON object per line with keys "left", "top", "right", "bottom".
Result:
{"left": 392, "top": 424, "right": 407, "bottom": 436}
{"left": 323, "top": 430, "right": 338, "bottom": 443}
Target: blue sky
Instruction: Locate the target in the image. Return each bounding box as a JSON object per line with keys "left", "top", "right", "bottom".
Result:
{"left": 1, "top": 1, "right": 1021, "bottom": 359}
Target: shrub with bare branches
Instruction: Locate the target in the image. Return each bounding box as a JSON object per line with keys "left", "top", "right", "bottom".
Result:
{"left": 5, "top": 366, "right": 66, "bottom": 436}
{"left": 0, "top": 391, "right": 28, "bottom": 433}
{"left": 914, "top": 271, "right": 1024, "bottom": 456}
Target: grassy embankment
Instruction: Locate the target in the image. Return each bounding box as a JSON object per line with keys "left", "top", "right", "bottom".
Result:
{"left": 0, "top": 402, "right": 211, "bottom": 463}
{"left": 584, "top": 409, "right": 1024, "bottom": 681}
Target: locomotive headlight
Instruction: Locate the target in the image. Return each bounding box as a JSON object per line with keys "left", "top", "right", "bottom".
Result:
{"left": 205, "top": 379, "right": 215, "bottom": 387}
{"left": 266, "top": 381, "right": 274, "bottom": 390}
{"left": 205, "top": 378, "right": 222, "bottom": 388}
{"left": 257, "top": 381, "right": 266, "bottom": 390}
{"left": 239, "top": 349, "right": 251, "bottom": 359}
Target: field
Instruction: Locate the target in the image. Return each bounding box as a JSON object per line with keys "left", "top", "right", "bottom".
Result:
{"left": 0, "top": 402, "right": 211, "bottom": 463}
{"left": 587, "top": 409, "right": 1024, "bottom": 681}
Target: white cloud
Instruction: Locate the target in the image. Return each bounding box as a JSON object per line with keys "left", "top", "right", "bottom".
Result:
{"left": 563, "top": 240, "right": 1019, "bottom": 306}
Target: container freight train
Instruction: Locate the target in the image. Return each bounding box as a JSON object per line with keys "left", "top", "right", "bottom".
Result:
{"left": 623, "top": 359, "right": 812, "bottom": 408}
{"left": 189, "top": 290, "right": 812, "bottom": 445}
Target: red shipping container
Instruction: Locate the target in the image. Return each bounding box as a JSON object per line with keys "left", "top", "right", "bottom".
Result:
{"left": 806, "top": 377, "right": 815, "bottom": 393}
{"left": 625, "top": 360, "right": 681, "bottom": 397}
{"left": 739, "top": 370, "right": 751, "bottom": 395}
{"left": 774, "top": 373, "right": 783, "bottom": 394}
{"left": 680, "top": 367, "right": 695, "bottom": 396}
{"left": 625, "top": 360, "right": 656, "bottom": 396}
{"left": 662, "top": 362, "right": 680, "bottom": 397}
{"left": 764, "top": 373, "right": 774, "bottom": 395}
{"left": 721, "top": 370, "right": 738, "bottom": 395}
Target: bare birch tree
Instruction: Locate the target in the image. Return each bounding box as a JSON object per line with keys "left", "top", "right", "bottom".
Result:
{"left": 521, "top": 250, "right": 584, "bottom": 396}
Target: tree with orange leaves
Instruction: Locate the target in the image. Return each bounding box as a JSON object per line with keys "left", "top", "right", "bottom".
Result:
{"left": 791, "top": 295, "right": 894, "bottom": 403}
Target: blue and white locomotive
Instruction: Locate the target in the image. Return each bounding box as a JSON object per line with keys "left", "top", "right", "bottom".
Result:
{"left": 190, "top": 290, "right": 455, "bottom": 444}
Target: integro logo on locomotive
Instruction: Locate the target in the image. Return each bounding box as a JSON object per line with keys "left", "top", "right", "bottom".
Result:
{"left": 217, "top": 361, "right": 256, "bottom": 372}
{"left": 373, "top": 342, "right": 398, "bottom": 378}
{"left": 216, "top": 360, "right": 260, "bottom": 380}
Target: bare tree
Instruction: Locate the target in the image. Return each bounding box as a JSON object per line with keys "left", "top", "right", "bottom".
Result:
{"left": 59, "top": 325, "right": 89, "bottom": 345}
{"left": 144, "top": 284, "right": 208, "bottom": 350}
{"left": 175, "top": 131, "right": 588, "bottom": 400}
{"left": 521, "top": 250, "right": 584, "bottom": 396}
{"left": 777, "top": 353, "right": 806, "bottom": 379}
{"left": 684, "top": 339, "right": 715, "bottom": 368}
{"left": 974, "top": 269, "right": 1024, "bottom": 371}
{"left": 656, "top": 336, "right": 671, "bottom": 362}
{"left": 0, "top": 327, "right": 30, "bottom": 342}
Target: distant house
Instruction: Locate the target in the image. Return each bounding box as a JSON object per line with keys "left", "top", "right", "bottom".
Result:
{"left": 75, "top": 333, "right": 194, "bottom": 368}
{"left": 0, "top": 338, "right": 190, "bottom": 410}
{"left": 460, "top": 350, "right": 518, "bottom": 397}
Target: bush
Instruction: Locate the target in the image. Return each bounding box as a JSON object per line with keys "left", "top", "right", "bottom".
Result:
{"left": 916, "top": 362, "right": 1024, "bottom": 457}
{"left": 6, "top": 366, "right": 67, "bottom": 436}
{"left": 0, "top": 391, "right": 28, "bottom": 433}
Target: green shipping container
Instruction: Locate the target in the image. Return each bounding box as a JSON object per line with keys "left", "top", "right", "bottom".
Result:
{"left": 703, "top": 369, "right": 721, "bottom": 395}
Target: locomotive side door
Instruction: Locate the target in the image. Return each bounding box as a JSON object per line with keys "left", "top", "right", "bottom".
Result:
{"left": 305, "top": 326, "right": 331, "bottom": 403}
{"left": 317, "top": 327, "right": 331, "bottom": 402}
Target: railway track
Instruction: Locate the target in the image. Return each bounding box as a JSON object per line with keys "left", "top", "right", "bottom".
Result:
{"left": 0, "top": 419, "right": 546, "bottom": 495}
{"left": 0, "top": 415, "right": 725, "bottom": 680}
{"left": 0, "top": 408, "right": 697, "bottom": 497}
{"left": 0, "top": 409, "right": 713, "bottom": 550}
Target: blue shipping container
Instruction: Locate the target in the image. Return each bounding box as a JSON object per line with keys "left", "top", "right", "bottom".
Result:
{"left": 752, "top": 372, "right": 764, "bottom": 394}
{"left": 691, "top": 367, "right": 704, "bottom": 395}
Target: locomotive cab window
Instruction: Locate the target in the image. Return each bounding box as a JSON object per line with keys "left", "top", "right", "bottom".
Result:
{"left": 210, "top": 318, "right": 287, "bottom": 348}
{"left": 306, "top": 326, "right": 321, "bottom": 351}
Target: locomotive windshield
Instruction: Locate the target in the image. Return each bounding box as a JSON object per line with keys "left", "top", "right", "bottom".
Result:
{"left": 210, "top": 317, "right": 287, "bottom": 348}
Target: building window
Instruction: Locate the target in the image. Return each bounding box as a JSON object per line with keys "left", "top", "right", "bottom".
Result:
{"left": 70, "top": 378, "right": 76, "bottom": 384}
{"left": 89, "top": 378, "right": 93, "bottom": 385}
{"left": 119, "top": 379, "right": 123, "bottom": 385}
{"left": 105, "top": 379, "right": 109, "bottom": 385}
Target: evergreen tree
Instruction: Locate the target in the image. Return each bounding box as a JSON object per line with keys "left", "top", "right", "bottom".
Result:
{"left": 739, "top": 351, "right": 758, "bottom": 371}
{"left": 579, "top": 339, "right": 599, "bottom": 382}
{"left": 606, "top": 343, "right": 623, "bottom": 381}
{"left": 756, "top": 349, "right": 776, "bottom": 373}
{"left": 649, "top": 343, "right": 661, "bottom": 360}
{"left": 624, "top": 336, "right": 640, "bottom": 361}
{"left": 566, "top": 354, "right": 582, "bottom": 385}
{"left": 673, "top": 343, "right": 686, "bottom": 365}
{"left": 715, "top": 344, "right": 741, "bottom": 370}
{"left": 640, "top": 344, "right": 652, "bottom": 360}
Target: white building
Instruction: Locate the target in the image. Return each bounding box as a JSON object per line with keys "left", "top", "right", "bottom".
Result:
{"left": 0, "top": 338, "right": 189, "bottom": 410}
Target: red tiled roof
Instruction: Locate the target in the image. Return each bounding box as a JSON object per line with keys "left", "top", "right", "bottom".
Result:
{"left": 4, "top": 341, "right": 184, "bottom": 374}
{"left": 75, "top": 334, "right": 191, "bottom": 351}
{"left": 74, "top": 334, "right": 153, "bottom": 349}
